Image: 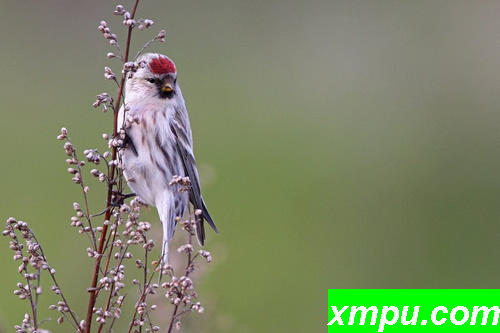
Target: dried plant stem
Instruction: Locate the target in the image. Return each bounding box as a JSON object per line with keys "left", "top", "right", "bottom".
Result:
{"left": 84, "top": 1, "right": 140, "bottom": 331}
{"left": 167, "top": 305, "right": 179, "bottom": 333}
{"left": 134, "top": 35, "right": 159, "bottom": 60}
{"left": 126, "top": 236, "right": 160, "bottom": 333}
{"left": 167, "top": 228, "right": 195, "bottom": 333}
{"left": 70, "top": 139, "right": 97, "bottom": 250}
{"left": 22, "top": 267, "right": 38, "bottom": 331}
{"left": 106, "top": 294, "right": 126, "bottom": 333}
{"left": 166, "top": 275, "right": 192, "bottom": 332}
{"left": 33, "top": 234, "right": 81, "bottom": 329}
{"left": 47, "top": 273, "right": 81, "bottom": 330}
{"left": 96, "top": 243, "right": 129, "bottom": 333}
{"left": 101, "top": 220, "right": 119, "bottom": 278}
{"left": 76, "top": 161, "right": 97, "bottom": 250}
{"left": 99, "top": 179, "right": 125, "bottom": 279}
{"left": 126, "top": 263, "right": 158, "bottom": 333}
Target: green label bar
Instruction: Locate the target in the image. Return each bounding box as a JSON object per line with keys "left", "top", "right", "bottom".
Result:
{"left": 328, "top": 289, "right": 500, "bottom": 332}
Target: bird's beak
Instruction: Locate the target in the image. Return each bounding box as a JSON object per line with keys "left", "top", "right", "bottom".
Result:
{"left": 161, "top": 83, "right": 173, "bottom": 93}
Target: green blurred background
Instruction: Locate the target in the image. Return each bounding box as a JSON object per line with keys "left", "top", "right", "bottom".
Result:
{"left": 1, "top": 0, "right": 500, "bottom": 331}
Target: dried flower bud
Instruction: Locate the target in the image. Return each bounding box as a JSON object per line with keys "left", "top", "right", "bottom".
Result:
{"left": 123, "top": 61, "right": 138, "bottom": 74}
{"left": 177, "top": 244, "right": 193, "bottom": 254}
{"left": 123, "top": 19, "right": 136, "bottom": 27}
{"left": 114, "top": 5, "right": 126, "bottom": 15}
{"left": 104, "top": 67, "right": 116, "bottom": 80}
{"left": 93, "top": 92, "right": 113, "bottom": 110}
{"left": 72, "top": 174, "right": 81, "bottom": 184}
{"left": 57, "top": 128, "right": 68, "bottom": 140}
{"left": 156, "top": 29, "right": 166, "bottom": 42}
{"left": 63, "top": 142, "right": 74, "bottom": 156}
{"left": 199, "top": 250, "right": 212, "bottom": 262}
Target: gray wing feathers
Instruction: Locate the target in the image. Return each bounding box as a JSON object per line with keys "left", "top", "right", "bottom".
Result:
{"left": 170, "top": 106, "right": 217, "bottom": 245}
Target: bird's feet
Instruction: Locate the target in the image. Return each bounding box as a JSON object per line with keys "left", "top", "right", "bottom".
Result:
{"left": 111, "top": 191, "right": 136, "bottom": 207}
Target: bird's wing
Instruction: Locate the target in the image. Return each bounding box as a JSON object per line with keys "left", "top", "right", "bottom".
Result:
{"left": 170, "top": 105, "right": 217, "bottom": 245}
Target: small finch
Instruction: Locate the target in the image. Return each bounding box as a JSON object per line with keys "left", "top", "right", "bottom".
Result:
{"left": 118, "top": 53, "right": 217, "bottom": 264}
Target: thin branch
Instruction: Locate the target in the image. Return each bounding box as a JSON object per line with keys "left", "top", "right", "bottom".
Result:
{"left": 106, "top": 294, "right": 127, "bottom": 333}
{"left": 84, "top": 1, "right": 141, "bottom": 331}
{"left": 96, "top": 243, "right": 129, "bottom": 333}
{"left": 134, "top": 37, "right": 157, "bottom": 60}
{"left": 74, "top": 152, "right": 97, "bottom": 250}
{"left": 22, "top": 266, "right": 38, "bottom": 331}
{"left": 32, "top": 233, "right": 81, "bottom": 330}
{"left": 127, "top": 251, "right": 161, "bottom": 333}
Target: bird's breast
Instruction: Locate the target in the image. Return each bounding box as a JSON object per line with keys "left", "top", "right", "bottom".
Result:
{"left": 121, "top": 115, "right": 183, "bottom": 205}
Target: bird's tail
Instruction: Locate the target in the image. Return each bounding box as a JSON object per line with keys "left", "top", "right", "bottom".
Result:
{"left": 156, "top": 195, "right": 176, "bottom": 266}
{"left": 192, "top": 199, "right": 217, "bottom": 246}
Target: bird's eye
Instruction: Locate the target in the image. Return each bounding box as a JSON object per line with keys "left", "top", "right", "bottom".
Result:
{"left": 146, "top": 78, "right": 156, "bottom": 83}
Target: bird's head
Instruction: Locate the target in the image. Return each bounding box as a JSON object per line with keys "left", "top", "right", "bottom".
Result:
{"left": 125, "top": 53, "right": 179, "bottom": 103}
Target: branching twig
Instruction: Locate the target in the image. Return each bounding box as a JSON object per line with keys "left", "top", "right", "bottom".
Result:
{"left": 4, "top": 219, "right": 81, "bottom": 332}
{"left": 84, "top": 1, "right": 140, "bottom": 331}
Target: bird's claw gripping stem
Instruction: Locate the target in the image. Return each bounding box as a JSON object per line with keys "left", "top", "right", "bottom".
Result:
{"left": 110, "top": 192, "right": 136, "bottom": 207}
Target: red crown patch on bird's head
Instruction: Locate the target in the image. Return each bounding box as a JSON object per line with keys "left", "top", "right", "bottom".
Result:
{"left": 149, "top": 57, "right": 176, "bottom": 75}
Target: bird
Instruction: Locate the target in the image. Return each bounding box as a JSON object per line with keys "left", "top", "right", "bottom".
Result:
{"left": 117, "top": 53, "right": 217, "bottom": 264}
